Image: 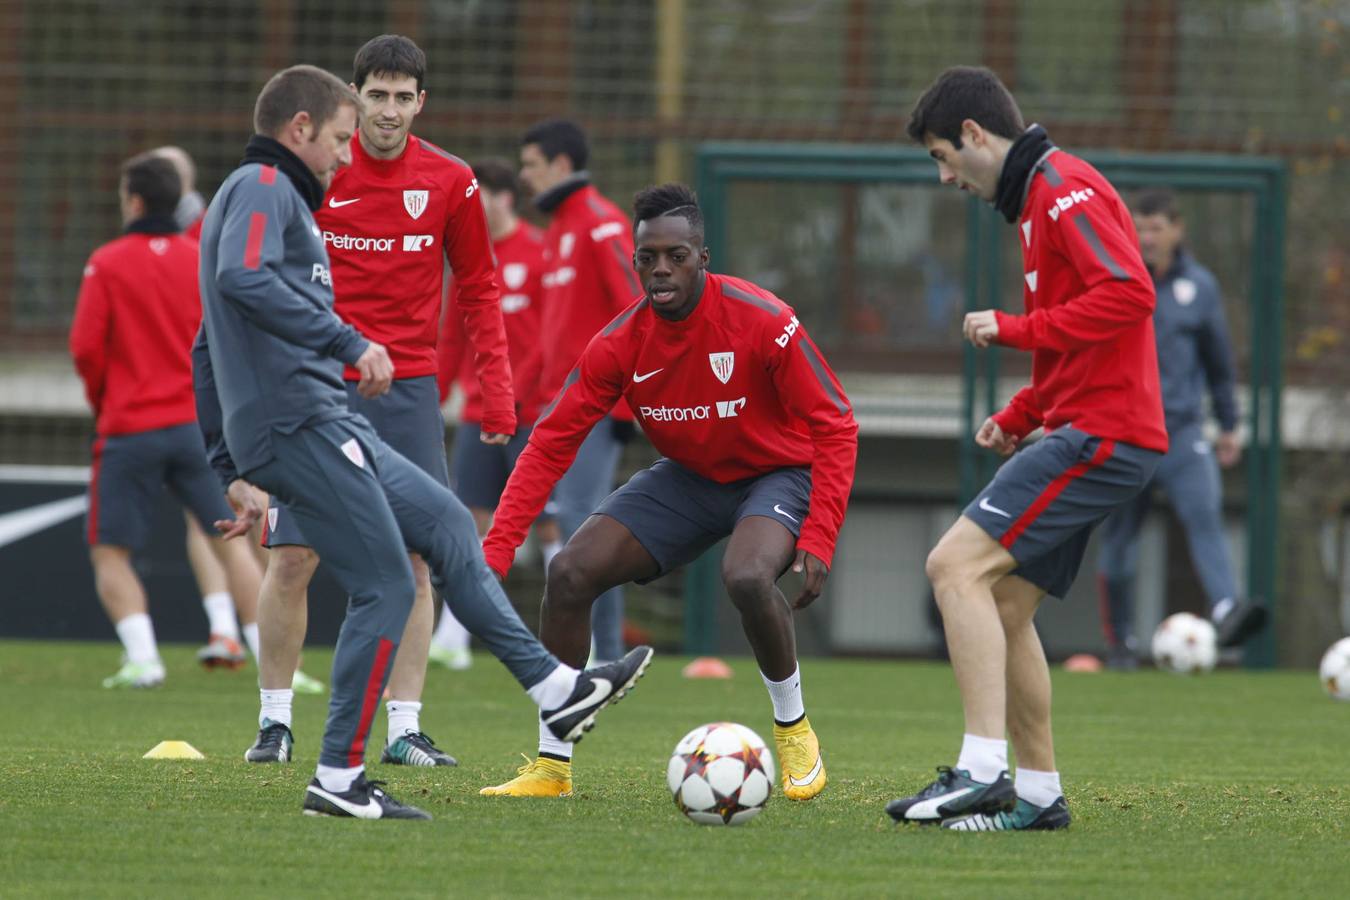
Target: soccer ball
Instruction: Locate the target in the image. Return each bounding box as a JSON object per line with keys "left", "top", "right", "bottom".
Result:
{"left": 1318, "top": 637, "right": 1350, "bottom": 701}
{"left": 1151, "top": 612, "right": 1218, "bottom": 674}
{"left": 667, "top": 722, "right": 775, "bottom": 826}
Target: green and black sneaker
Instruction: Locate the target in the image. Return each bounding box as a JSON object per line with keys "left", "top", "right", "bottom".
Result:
{"left": 885, "top": 766, "right": 1016, "bottom": 823}
{"left": 244, "top": 719, "right": 294, "bottom": 763}
{"left": 943, "top": 796, "right": 1071, "bottom": 831}
{"left": 381, "top": 731, "right": 458, "bottom": 767}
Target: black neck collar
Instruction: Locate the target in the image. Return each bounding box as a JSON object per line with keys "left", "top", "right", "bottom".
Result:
{"left": 993, "top": 124, "right": 1055, "bottom": 224}
{"left": 125, "top": 214, "right": 181, "bottom": 235}
{"left": 241, "top": 135, "right": 325, "bottom": 211}
{"left": 534, "top": 172, "right": 591, "bottom": 214}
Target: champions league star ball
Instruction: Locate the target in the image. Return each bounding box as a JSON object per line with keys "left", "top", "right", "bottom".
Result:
{"left": 667, "top": 722, "right": 775, "bottom": 826}
{"left": 1151, "top": 612, "right": 1218, "bottom": 674}
{"left": 1318, "top": 637, "right": 1350, "bottom": 701}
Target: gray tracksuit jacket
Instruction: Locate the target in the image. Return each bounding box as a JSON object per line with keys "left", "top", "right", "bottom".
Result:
{"left": 1152, "top": 249, "right": 1238, "bottom": 436}
{"left": 193, "top": 161, "right": 369, "bottom": 487}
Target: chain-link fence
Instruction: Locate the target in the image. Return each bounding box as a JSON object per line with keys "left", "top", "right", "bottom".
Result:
{"left": 2, "top": 0, "right": 1347, "bottom": 656}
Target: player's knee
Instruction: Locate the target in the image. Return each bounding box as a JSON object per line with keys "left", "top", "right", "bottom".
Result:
{"left": 925, "top": 543, "right": 963, "bottom": 591}
{"left": 721, "top": 565, "right": 775, "bottom": 608}
{"left": 545, "top": 548, "right": 600, "bottom": 607}
{"left": 267, "top": 545, "right": 318, "bottom": 591}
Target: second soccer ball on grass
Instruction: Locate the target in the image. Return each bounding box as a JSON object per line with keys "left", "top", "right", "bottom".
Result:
{"left": 1152, "top": 612, "right": 1218, "bottom": 674}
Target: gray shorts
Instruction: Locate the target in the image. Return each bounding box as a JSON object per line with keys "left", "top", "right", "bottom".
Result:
{"left": 86, "top": 422, "right": 232, "bottom": 550}
{"left": 964, "top": 426, "right": 1161, "bottom": 599}
{"left": 263, "top": 376, "right": 448, "bottom": 548}
{"left": 595, "top": 458, "right": 811, "bottom": 583}
{"left": 449, "top": 421, "right": 536, "bottom": 511}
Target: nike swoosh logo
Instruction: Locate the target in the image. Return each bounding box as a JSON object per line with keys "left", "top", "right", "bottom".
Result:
{"left": 772, "top": 504, "right": 799, "bottom": 523}
{"left": 307, "top": 784, "right": 380, "bottom": 818}
{"left": 0, "top": 494, "right": 88, "bottom": 549}
{"left": 632, "top": 369, "right": 663, "bottom": 383}
{"left": 788, "top": 754, "right": 823, "bottom": 787}
{"left": 543, "top": 677, "right": 613, "bottom": 724}
{"left": 905, "top": 786, "right": 975, "bottom": 820}
{"left": 978, "top": 497, "right": 1011, "bottom": 518}
{"left": 328, "top": 197, "right": 361, "bottom": 208}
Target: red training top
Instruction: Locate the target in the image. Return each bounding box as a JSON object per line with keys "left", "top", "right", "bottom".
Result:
{"left": 483, "top": 272, "right": 859, "bottom": 577}
{"left": 438, "top": 220, "right": 547, "bottom": 425}
{"left": 535, "top": 183, "right": 641, "bottom": 421}
{"left": 320, "top": 134, "right": 515, "bottom": 435}
{"left": 70, "top": 231, "right": 203, "bottom": 435}
{"left": 992, "top": 150, "right": 1167, "bottom": 453}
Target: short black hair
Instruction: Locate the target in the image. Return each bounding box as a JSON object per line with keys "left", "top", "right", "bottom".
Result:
{"left": 353, "top": 34, "right": 426, "bottom": 92}
{"left": 121, "top": 152, "right": 182, "bottom": 218}
{"left": 632, "top": 183, "right": 704, "bottom": 244}
{"left": 906, "top": 66, "right": 1025, "bottom": 147}
{"left": 472, "top": 157, "right": 519, "bottom": 196}
{"left": 521, "top": 118, "right": 589, "bottom": 171}
{"left": 1132, "top": 188, "right": 1180, "bottom": 222}
{"left": 254, "top": 64, "right": 360, "bottom": 136}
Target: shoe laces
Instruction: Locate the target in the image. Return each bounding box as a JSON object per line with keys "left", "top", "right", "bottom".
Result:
{"left": 933, "top": 765, "right": 958, "bottom": 787}
{"left": 405, "top": 731, "right": 438, "bottom": 749}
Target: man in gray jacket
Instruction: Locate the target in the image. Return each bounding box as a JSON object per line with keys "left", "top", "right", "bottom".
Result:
{"left": 193, "top": 64, "right": 652, "bottom": 819}
{"left": 1096, "top": 189, "right": 1267, "bottom": 668}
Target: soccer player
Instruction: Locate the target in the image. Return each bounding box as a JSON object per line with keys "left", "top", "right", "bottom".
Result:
{"left": 194, "top": 63, "right": 652, "bottom": 819}
{"left": 479, "top": 183, "right": 856, "bottom": 801}
{"left": 518, "top": 119, "right": 638, "bottom": 665}
{"left": 1095, "top": 188, "right": 1268, "bottom": 668}
{"left": 69, "top": 152, "right": 264, "bottom": 689}
{"left": 431, "top": 157, "right": 555, "bottom": 671}
{"left": 884, "top": 66, "right": 1167, "bottom": 831}
{"left": 244, "top": 36, "right": 522, "bottom": 767}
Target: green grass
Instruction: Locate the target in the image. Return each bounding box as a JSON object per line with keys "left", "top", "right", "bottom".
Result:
{"left": 1, "top": 640, "right": 1346, "bottom": 898}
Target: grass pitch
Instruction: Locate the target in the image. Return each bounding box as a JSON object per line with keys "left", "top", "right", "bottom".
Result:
{"left": 1, "top": 639, "right": 1346, "bottom": 898}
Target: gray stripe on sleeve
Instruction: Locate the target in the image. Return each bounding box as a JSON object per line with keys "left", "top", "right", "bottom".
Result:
{"left": 797, "top": 340, "right": 849, "bottom": 417}
{"left": 538, "top": 367, "right": 581, "bottom": 421}
{"left": 602, "top": 298, "right": 648, "bottom": 335}
{"left": 607, "top": 239, "right": 643, "bottom": 297}
{"left": 1039, "top": 156, "right": 1064, "bottom": 187}
{"left": 722, "top": 282, "right": 781, "bottom": 316}
{"left": 1072, "top": 214, "right": 1130, "bottom": 280}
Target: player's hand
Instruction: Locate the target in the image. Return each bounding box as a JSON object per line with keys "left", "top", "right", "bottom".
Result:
{"left": 963, "top": 309, "right": 1000, "bottom": 348}
{"left": 355, "top": 341, "right": 394, "bottom": 398}
{"left": 790, "top": 550, "right": 829, "bottom": 609}
{"left": 976, "top": 417, "right": 1019, "bottom": 457}
{"left": 480, "top": 432, "right": 511, "bottom": 446}
{"left": 1215, "top": 430, "right": 1241, "bottom": 468}
{"left": 216, "top": 478, "right": 263, "bottom": 540}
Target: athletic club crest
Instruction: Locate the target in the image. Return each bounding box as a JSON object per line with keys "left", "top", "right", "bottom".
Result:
{"left": 709, "top": 352, "right": 734, "bottom": 384}
{"left": 403, "top": 190, "right": 428, "bottom": 220}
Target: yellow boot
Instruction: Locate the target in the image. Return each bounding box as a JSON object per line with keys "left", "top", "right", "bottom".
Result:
{"left": 774, "top": 717, "right": 827, "bottom": 801}
{"left": 480, "top": 755, "right": 573, "bottom": 798}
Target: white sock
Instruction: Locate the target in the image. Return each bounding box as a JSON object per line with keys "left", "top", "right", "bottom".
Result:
{"left": 241, "top": 622, "right": 261, "bottom": 660}
{"left": 115, "top": 613, "right": 159, "bottom": 665}
{"left": 761, "top": 665, "right": 805, "bottom": 724}
{"left": 432, "top": 602, "right": 470, "bottom": 651}
{"left": 260, "top": 689, "right": 293, "bottom": 728}
{"left": 315, "top": 763, "right": 362, "bottom": 794}
{"left": 542, "top": 540, "right": 564, "bottom": 572}
{"left": 956, "top": 733, "right": 1008, "bottom": 784}
{"left": 1015, "top": 768, "right": 1063, "bottom": 807}
{"left": 387, "top": 699, "right": 422, "bottom": 744}
{"left": 538, "top": 714, "right": 574, "bottom": 760}
{"left": 525, "top": 663, "right": 580, "bottom": 710}
{"left": 202, "top": 592, "right": 239, "bottom": 639}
